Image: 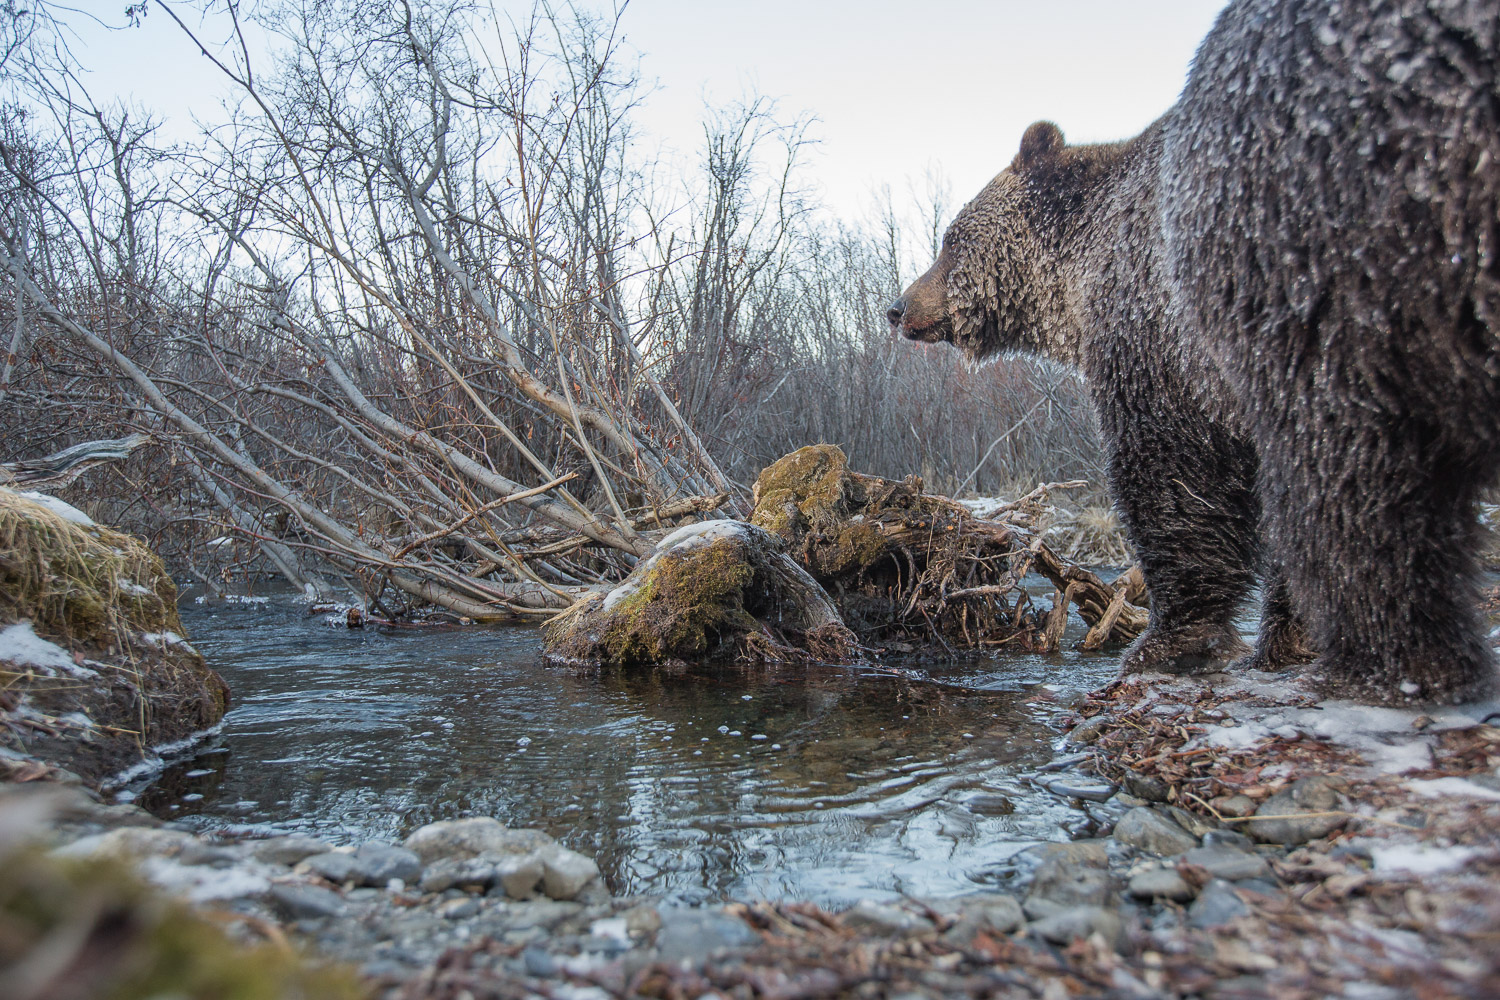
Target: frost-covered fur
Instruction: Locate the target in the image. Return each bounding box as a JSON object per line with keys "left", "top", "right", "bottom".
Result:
{"left": 890, "top": 0, "right": 1500, "bottom": 705}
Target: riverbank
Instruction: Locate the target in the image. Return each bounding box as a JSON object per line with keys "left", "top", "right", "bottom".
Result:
{"left": 0, "top": 489, "right": 230, "bottom": 787}
{"left": 5, "top": 663, "right": 1498, "bottom": 999}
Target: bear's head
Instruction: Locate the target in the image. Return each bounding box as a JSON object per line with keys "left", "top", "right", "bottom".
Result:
{"left": 889, "top": 121, "right": 1073, "bottom": 362}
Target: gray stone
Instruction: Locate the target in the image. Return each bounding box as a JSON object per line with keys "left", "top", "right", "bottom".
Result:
{"left": 437, "top": 896, "right": 480, "bottom": 920}
{"left": 419, "top": 855, "right": 496, "bottom": 894}
{"left": 1209, "top": 794, "right": 1258, "bottom": 818}
{"left": 1044, "top": 778, "right": 1118, "bottom": 802}
{"left": 1112, "top": 807, "right": 1199, "bottom": 856}
{"left": 301, "top": 851, "right": 362, "bottom": 885}
{"left": 52, "top": 827, "right": 196, "bottom": 862}
{"left": 1065, "top": 718, "right": 1108, "bottom": 745}
{"left": 654, "top": 909, "right": 761, "bottom": 961}
{"left": 251, "top": 835, "right": 332, "bottom": 867}
{"left": 965, "top": 794, "right": 1015, "bottom": 816}
{"left": 623, "top": 904, "right": 662, "bottom": 936}
{"left": 1182, "top": 845, "right": 1270, "bottom": 882}
{"left": 842, "top": 900, "right": 935, "bottom": 937}
{"left": 944, "top": 894, "right": 1025, "bottom": 944}
{"left": 494, "top": 852, "right": 546, "bottom": 899}
{"left": 1201, "top": 829, "right": 1256, "bottom": 851}
{"left": 522, "top": 946, "right": 559, "bottom": 977}
{"left": 1127, "top": 867, "right": 1197, "bottom": 902}
{"left": 1029, "top": 905, "right": 1123, "bottom": 949}
{"left": 541, "top": 846, "right": 600, "bottom": 901}
{"left": 1188, "top": 880, "right": 1251, "bottom": 928}
{"left": 403, "top": 817, "right": 556, "bottom": 863}
{"left": 352, "top": 843, "right": 423, "bottom": 886}
{"left": 1121, "top": 770, "right": 1171, "bottom": 802}
{"left": 958, "top": 894, "right": 1024, "bottom": 934}
{"left": 1161, "top": 805, "right": 1219, "bottom": 838}
{"left": 1025, "top": 839, "right": 1110, "bottom": 867}
{"left": 1025, "top": 849, "right": 1116, "bottom": 913}
{"left": 269, "top": 883, "right": 348, "bottom": 920}
{"left": 1246, "top": 777, "right": 1348, "bottom": 845}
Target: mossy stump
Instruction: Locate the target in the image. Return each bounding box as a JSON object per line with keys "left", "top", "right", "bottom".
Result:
{"left": 541, "top": 520, "right": 858, "bottom": 668}
{"left": 0, "top": 489, "right": 230, "bottom": 786}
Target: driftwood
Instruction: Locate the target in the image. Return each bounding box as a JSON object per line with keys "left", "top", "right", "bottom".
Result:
{"left": 542, "top": 446, "right": 1148, "bottom": 668}
{"left": 0, "top": 434, "right": 150, "bottom": 489}
{"left": 750, "top": 445, "right": 1146, "bottom": 654}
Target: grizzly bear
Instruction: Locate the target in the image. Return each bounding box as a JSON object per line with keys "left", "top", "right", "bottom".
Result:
{"left": 889, "top": 0, "right": 1500, "bottom": 705}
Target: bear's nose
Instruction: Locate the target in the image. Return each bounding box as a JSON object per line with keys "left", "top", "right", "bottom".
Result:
{"left": 886, "top": 298, "right": 906, "bottom": 328}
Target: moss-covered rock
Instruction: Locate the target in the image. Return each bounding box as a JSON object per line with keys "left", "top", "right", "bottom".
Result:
{"left": 542, "top": 520, "right": 858, "bottom": 667}
{"left": 0, "top": 489, "right": 230, "bottom": 786}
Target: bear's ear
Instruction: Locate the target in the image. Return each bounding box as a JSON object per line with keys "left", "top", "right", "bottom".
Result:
{"left": 1016, "top": 121, "right": 1064, "bottom": 170}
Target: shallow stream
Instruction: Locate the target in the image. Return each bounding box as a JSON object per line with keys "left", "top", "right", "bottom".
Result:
{"left": 136, "top": 596, "right": 1123, "bottom": 906}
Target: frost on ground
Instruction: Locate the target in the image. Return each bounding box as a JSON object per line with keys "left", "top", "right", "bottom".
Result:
{"left": 0, "top": 623, "right": 97, "bottom": 679}
{"left": 1063, "top": 671, "right": 1500, "bottom": 996}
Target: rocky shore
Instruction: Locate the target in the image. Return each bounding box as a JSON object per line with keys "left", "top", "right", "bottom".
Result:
{"left": 5, "top": 663, "right": 1498, "bottom": 1000}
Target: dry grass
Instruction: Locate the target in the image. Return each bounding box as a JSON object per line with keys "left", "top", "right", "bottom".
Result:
{"left": 0, "top": 488, "right": 181, "bottom": 647}
{"left": 1047, "top": 504, "right": 1135, "bottom": 568}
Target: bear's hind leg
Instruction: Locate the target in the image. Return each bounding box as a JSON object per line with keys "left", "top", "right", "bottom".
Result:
{"left": 1266, "top": 422, "right": 1497, "bottom": 705}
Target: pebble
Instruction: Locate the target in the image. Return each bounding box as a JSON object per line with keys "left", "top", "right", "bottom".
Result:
{"left": 269, "top": 883, "right": 349, "bottom": 920}
{"left": 1246, "top": 776, "right": 1349, "bottom": 845}
{"left": 654, "top": 908, "right": 761, "bottom": 961}
{"left": 1188, "top": 880, "right": 1251, "bottom": 928}
{"left": 404, "top": 818, "right": 557, "bottom": 863}
{"left": 353, "top": 843, "right": 423, "bottom": 885}
{"left": 419, "top": 855, "right": 498, "bottom": 893}
{"left": 1025, "top": 846, "right": 1116, "bottom": 913}
{"left": 1209, "top": 794, "right": 1258, "bottom": 818}
{"left": 1201, "top": 829, "right": 1256, "bottom": 851}
{"left": 1120, "top": 770, "right": 1171, "bottom": 802}
{"left": 1181, "top": 845, "right": 1270, "bottom": 882}
{"left": 1127, "top": 867, "right": 1197, "bottom": 902}
{"left": 438, "top": 897, "right": 480, "bottom": 920}
{"left": 251, "top": 835, "right": 332, "bottom": 867}
{"left": 942, "top": 893, "right": 1024, "bottom": 944}
{"left": 1112, "top": 807, "right": 1199, "bottom": 856}
{"left": 495, "top": 853, "right": 546, "bottom": 899}
{"left": 842, "top": 900, "right": 935, "bottom": 937}
{"left": 1044, "top": 778, "right": 1118, "bottom": 802}
{"left": 965, "top": 793, "right": 1015, "bottom": 816}
{"left": 541, "top": 847, "right": 601, "bottom": 901}
{"left": 1029, "top": 905, "right": 1124, "bottom": 949}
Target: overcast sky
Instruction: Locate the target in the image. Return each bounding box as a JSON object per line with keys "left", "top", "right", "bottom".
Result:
{"left": 64, "top": 0, "right": 1230, "bottom": 223}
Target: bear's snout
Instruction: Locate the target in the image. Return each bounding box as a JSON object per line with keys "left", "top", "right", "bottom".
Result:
{"left": 887, "top": 298, "right": 908, "bottom": 331}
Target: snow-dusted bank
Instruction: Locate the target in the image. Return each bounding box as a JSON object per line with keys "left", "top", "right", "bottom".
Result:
{"left": 0, "top": 488, "right": 229, "bottom": 786}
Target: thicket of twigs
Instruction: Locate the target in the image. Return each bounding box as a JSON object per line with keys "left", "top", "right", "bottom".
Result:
{"left": 0, "top": 1, "right": 1109, "bottom": 616}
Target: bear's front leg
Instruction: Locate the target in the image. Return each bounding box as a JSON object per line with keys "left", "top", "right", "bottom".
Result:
{"left": 1101, "top": 397, "right": 1259, "bottom": 676}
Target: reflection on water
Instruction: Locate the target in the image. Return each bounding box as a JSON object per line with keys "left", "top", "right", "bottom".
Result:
{"left": 140, "top": 598, "right": 1121, "bottom": 905}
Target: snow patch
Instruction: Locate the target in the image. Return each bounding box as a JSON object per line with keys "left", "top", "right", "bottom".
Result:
{"left": 0, "top": 622, "right": 97, "bottom": 678}
{"left": 1371, "top": 843, "right": 1481, "bottom": 875}
{"left": 601, "top": 520, "right": 752, "bottom": 612}
{"left": 116, "top": 577, "right": 154, "bottom": 597}
{"left": 15, "top": 490, "right": 95, "bottom": 525}
{"left": 1406, "top": 777, "right": 1500, "bottom": 802}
